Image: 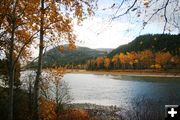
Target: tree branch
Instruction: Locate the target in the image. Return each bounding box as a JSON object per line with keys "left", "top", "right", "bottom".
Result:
{"left": 112, "top": 0, "right": 137, "bottom": 20}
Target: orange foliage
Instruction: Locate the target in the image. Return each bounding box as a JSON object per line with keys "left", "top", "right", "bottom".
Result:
{"left": 171, "top": 56, "right": 180, "bottom": 65}
{"left": 96, "top": 57, "right": 103, "bottom": 68}
{"left": 155, "top": 52, "right": 172, "bottom": 67}
{"left": 150, "top": 64, "right": 162, "bottom": 69}
{"left": 139, "top": 50, "right": 153, "bottom": 68}
{"left": 39, "top": 98, "right": 57, "bottom": 120}
{"left": 104, "top": 57, "right": 110, "bottom": 69}
{"left": 39, "top": 97, "right": 95, "bottom": 120}
{"left": 126, "top": 52, "right": 138, "bottom": 65}
{"left": 58, "top": 45, "right": 64, "bottom": 53}
{"left": 112, "top": 54, "right": 119, "bottom": 67}
{"left": 58, "top": 109, "right": 95, "bottom": 120}
{"left": 119, "top": 53, "right": 126, "bottom": 64}
{"left": 87, "top": 49, "right": 178, "bottom": 70}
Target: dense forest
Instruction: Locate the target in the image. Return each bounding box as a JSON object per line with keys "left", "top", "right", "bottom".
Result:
{"left": 108, "top": 34, "right": 180, "bottom": 57}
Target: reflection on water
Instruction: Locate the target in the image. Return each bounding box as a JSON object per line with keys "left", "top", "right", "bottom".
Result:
{"left": 62, "top": 73, "right": 180, "bottom": 108}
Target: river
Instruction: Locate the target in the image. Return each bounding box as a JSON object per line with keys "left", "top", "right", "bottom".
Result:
{"left": 62, "top": 73, "right": 180, "bottom": 109}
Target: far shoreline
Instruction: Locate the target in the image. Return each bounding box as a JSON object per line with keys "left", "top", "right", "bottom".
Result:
{"left": 65, "top": 69, "right": 180, "bottom": 78}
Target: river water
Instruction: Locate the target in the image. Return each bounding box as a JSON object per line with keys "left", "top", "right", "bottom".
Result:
{"left": 62, "top": 73, "right": 180, "bottom": 109}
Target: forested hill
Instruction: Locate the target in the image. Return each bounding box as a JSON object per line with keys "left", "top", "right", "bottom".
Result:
{"left": 108, "top": 34, "right": 180, "bottom": 57}
{"left": 41, "top": 45, "right": 107, "bottom": 67}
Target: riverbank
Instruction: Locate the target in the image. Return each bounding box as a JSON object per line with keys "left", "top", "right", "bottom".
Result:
{"left": 65, "top": 69, "right": 180, "bottom": 77}
{"left": 66, "top": 103, "right": 125, "bottom": 120}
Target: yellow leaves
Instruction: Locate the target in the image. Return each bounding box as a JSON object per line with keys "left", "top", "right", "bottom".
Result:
{"left": 150, "top": 64, "right": 161, "bottom": 69}
{"left": 55, "top": 16, "right": 72, "bottom": 33}
{"left": 134, "top": 59, "right": 138, "bottom": 63}
{"left": 117, "top": 50, "right": 153, "bottom": 68}
{"left": 48, "top": 67, "right": 65, "bottom": 77}
{"left": 112, "top": 54, "right": 119, "bottom": 66}
{"left": 88, "top": 48, "right": 177, "bottom": 70}
{"left": 119, "top": 53, "right": 126, "bottom": 64}
{"left": 15, "top": 30, "right": 31, "bottom": 42}
{"left": 129, "top": 61, "right": 133, "bottom": 65}
{"left": 117, "top": 50, "right": 174, "bottom": 69}
{"left": 29, "top": 16, "right": 39, "bottom": 27}
{"left": 68, "top": 43, "right": 76, "bottom": 50}
{"left": 104, "top": 57, "right": 110, "bottom": 69}
{"left": 96, "top": 57, "right": 103, "bottom": 67}
{"left": 75, "top": 2, "right": 83, "bottom": 20}
{"left": 155, "top": 52, "right": 172, "bottom": 65}
{"left": 24, "top": 0, "right": 40, "bottom": 14}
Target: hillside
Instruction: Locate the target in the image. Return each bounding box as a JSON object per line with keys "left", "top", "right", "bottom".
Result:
{"left": 41, "top": 45, "right": 107, "bottom": 67}
{"left": 108, "top": 34, "right": 180, "bottom": 57}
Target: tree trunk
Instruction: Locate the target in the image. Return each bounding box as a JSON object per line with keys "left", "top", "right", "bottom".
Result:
{"left": 33, "top": 0, "right": 44, "bottom": 120}
{"left": 28, "top": 79, "right": 33, "bottom": 120}
{"left": 8, "top": 3, "right": 16, "bottom": 120}
{"left": 8, "top": 67, "right": 15, "bottom": 120}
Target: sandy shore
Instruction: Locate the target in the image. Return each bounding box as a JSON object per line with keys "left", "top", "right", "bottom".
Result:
{"left": 65, "top": 69, "right": 180, "bottom": 77}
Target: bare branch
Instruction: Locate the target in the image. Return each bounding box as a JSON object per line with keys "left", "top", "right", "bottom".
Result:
{"left": 112, "top": 0, "right": 137, "bottom": 20}
{"left": 163, "top": 0, "right": 170, "bottom": 33}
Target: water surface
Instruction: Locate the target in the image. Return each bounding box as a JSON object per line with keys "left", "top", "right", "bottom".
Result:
{"left": 62, "top": 73, "right": 180, "bottom": 108}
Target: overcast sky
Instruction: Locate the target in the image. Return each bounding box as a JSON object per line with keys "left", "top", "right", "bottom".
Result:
{"left": 73, "top": 0, "right": 179, "bottom": 49}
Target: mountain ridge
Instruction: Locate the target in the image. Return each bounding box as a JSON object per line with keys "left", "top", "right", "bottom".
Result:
{"left": 42, "top": 45, "right": 108, "bottom": 67}
{"left": 108, "top": 34, "right": 180, "bottom": 57}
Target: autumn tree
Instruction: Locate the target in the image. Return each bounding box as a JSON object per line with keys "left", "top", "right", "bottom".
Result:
{"left": 119, "top": 53, "right": 131, "bottom": 69}
{"left": 170, "top": 56, "right": 180, "bottom": 68}
{"left": 138, "top": 50, "right": 154, "bottom": 69}
{"left": 112, "top": 54, "right": 119, "bottom": 69}
{"left": 95, "top": 57, "right": 104, "bottom": 69}
{"left": 0, "top": 1, "right": 39, "bottom": 120}
{"left": 32, "top": 0, "right": 96, "bottom": 119}
{"left": 155, "top": 52, "right": 172, "bottom": 69}
{"left": 39, "top": 68, "right": 72, "bottom": 112}
{"left": 126, "top": 52, "right": 138, "bottom": 69}
{"left": 119, "top": 53, "right": 126, "bottom": 69}
{"left": 0, "top": 58, "right": 21, "bottom": 88}
{"left": 104, "top": 57, "right": 110, "bottom": 70}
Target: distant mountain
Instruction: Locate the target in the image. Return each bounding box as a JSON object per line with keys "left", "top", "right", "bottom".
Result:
{"left": 108, "top": 34, "right": 180, "bottom": 57}
{"left": 39, "top": 45, "right": 108, "bottom": 67}
{"left": 95, "top": 48, "right": 113, "bottom": 53}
